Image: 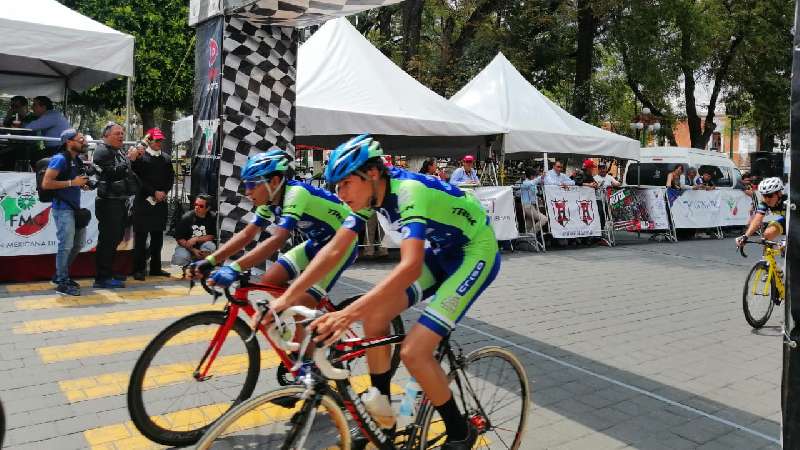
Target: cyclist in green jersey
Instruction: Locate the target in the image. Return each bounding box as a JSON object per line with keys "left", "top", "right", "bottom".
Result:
{"left": 188, "top": 149, "right": 356, "bottom": 310}
{"left": 269, "top": 134, "right": 500, "bottom": 449}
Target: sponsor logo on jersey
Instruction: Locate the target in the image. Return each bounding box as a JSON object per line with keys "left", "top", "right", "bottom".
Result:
{"left": 328, "top": 208, "right": 345, "bottom": 222}
{"left": 343, "top": 215, "right": 357, "bottom": 229}
{"left": 456, "top": 260, "right": 486, "bottom": 295}
{"left": 297, "top": 220, "right": 313, "bottom": 229}
{"left": 451, "top": 207, "right": 476, "bottom": 226}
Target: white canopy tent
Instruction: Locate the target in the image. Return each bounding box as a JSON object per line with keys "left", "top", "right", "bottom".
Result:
{"left": 295, "top": 18, "right": 504, "bottom": 156}
{"left": 451, "top": 53, "right": 638, "bottom": 161}
{"left": 0, "top": 0, "right": 134, "bottom": 100}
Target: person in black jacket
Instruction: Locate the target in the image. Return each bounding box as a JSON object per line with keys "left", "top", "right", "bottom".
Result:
{"left": 131, "top": 128, "right": 174, "bottom": 280}
{"left": 92, "top": 122, "right": 142, "bottom": 288}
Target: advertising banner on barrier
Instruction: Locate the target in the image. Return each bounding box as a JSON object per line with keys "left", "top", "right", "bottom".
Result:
{"left": 473, "top": 186, "right": 519, "bottom": 240}
{"left": 666, "top": 188, "right": 722, "bottom": 228}
{"left": 0, "top": 172, "right": 99, "bottom": 256}
{"left": 543, "top": 185, "right": 601, "bottom": 238}
{"left": 377, "top": 185, "right": 519, "bottom": 247}
{"left": 719, "top": 190, "right": 755, "bottom": 226}
{"left": 609, "top": 187, "right": 670, "bottom": 231}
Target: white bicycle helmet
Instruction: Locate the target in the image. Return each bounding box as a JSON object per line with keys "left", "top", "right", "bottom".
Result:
{"left": 758, "top": 177, "right": 784, "bottom": 195}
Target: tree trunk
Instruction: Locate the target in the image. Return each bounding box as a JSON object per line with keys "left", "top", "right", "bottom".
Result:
{"left": 678, "top": 23, "right": 705, "bottom": 149}
{"left": 160, "top": 108, "right": 177, "bottom": 156}
{"left": 139, "top": 107, "right": 155, "bottom": 138}
{"left": 377, "top": 6, "right": 395, "bottom": 55}
{"left": 759, "top": 131, "right": 776, "bottom": 152}
{"left": 573, "top": 0, "right": 595, "bottom": 120}
{"left": 401, "top": 0, "right": 424, "bottom": 71}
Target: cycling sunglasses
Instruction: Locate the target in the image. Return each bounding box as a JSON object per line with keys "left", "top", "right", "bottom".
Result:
{"left": 243, "top": 180, "right": 265, "bottom": 191}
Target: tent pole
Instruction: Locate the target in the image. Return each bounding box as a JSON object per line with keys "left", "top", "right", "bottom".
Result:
{"left": 543, "top": 152, "right": 549, "bottom": 171}
{"left": 63, "top": 80, "right": 69, "bottom": 112}
{"left": 125, "top": 77, "right": 132, "bottom": 139}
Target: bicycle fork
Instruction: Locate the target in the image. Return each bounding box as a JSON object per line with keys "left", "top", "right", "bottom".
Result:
{"left": 193, "top": 306, "right": 240, "bottom": 381}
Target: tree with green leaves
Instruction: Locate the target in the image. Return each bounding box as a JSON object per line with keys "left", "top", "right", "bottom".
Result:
{"left": 63, "top": 0, "right": 194, "bottom": 145}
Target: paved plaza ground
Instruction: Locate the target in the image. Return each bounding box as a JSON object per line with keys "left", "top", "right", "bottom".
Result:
{"left": 0, "top": 234, "right": 784, "bottom": 449}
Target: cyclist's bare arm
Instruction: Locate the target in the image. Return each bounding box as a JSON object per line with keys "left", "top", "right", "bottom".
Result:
{"left": 340, "top": 238, "right": 424, "bottom": 319}
{"left": 233, "top": 227, "right": 289, "bottom": 270}
{"left": 209, "top": 222, "right": 261, "bottom": 263}
{"left": 277, "top": 227, "right": 358, "bottom": 304}
{"left": 743, "top": 213, "right": 765, "bottom": 238}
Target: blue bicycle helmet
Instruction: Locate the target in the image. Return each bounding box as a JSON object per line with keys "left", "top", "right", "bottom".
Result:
{"left": 325, "top": 134, "right": 384, "bottom": 184}
{"left": 240, "top": 148, "right": 294, "bottom": 182}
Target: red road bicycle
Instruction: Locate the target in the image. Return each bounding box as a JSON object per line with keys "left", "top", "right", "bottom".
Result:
{"left": 126, "top": 271, "right": 404, "bottom": 447}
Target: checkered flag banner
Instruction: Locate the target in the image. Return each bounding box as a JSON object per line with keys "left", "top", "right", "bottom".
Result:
{"left": 190, "top": 0, "right": 404, "bottom": 27}
{"left": 217, "top": 17, "right": 298, "bottom": 261}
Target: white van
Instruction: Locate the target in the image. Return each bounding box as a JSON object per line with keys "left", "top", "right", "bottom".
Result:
{"left": 622, "top": 146, "right": 741, "bottom": 188}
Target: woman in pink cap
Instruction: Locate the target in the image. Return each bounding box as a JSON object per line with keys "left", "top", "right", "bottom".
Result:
{"left": 449, "top": 155, "right": 480, "bottom": 186}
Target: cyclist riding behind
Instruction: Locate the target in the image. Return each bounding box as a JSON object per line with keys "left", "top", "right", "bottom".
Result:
{"left": 737, "top": 177, "right": 787, "bottom": 248}
{"left": 268, "top": 134, "right": 501, "bottom": 450}
{"left": 188, "top": 148, "right": 357, "bottom": 312}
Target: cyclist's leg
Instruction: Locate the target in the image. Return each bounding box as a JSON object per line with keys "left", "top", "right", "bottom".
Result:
{"left": 403, "top": 229, "right": 500, "bottom": 440}
{"left": 763, "top": 219, "right": 784, "bottom": 242}
{"left": 359, "top": 250, "right": 439, "bottom": 395}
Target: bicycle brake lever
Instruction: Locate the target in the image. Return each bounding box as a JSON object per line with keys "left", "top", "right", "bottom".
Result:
{"left": 246, "top": 302, "right": 270, "bottom": 343}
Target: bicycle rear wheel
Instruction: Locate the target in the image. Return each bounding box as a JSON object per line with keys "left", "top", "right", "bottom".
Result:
{"left": 742, "top": 261, "right": 774, "bottom": 329}
{"left": 419, "top": 347, "right": 529, "bottom": 449}
{"left": 127, "top": 310, "right": 261, "bottom": 446}
{"left": 195, "top": 385, "right": 350, "bottom": 450}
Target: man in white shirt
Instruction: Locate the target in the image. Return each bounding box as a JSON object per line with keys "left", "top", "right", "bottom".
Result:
{"left": 543, "top": 160, "right": 575, "bottom": 186}
{"left": 593, "top": 162, "right": 620, "bottom": 199}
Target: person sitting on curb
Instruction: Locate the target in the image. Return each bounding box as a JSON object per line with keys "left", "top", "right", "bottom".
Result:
{"left": 171, "top": 194, "right": 217, "bottom": 267}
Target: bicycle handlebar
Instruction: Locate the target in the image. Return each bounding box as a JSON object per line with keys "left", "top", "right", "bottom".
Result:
{"left": 264, "top": 306, "right": 350, "bottom": 381}
{"left": 738, "top": 237, "right": 782, "bottom": 258}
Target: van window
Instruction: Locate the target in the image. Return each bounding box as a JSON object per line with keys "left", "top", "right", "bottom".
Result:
{"left": 625, "top": 163, "right": 679, "bottom": 186}
{"left": 697, "top": 165, "right": 733, "bottom": 187}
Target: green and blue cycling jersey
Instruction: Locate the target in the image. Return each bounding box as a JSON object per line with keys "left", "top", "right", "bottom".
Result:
{"left": 252, "top": 180, "right": 356, "bottom": 300}
{"left": 343, "top": 167, "right": 501, "bottom": 337}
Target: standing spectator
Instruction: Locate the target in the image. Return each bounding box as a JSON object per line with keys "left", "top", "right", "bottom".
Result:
{"left": 594, "top": 162, "right": 621, "bottom": 191}
{"left": 171, "top": 194, "right": 217, "bottom": 266}
{"left": 450, "top": 155, "right": 480, "bottom": 186}
{"left": 3, "top": 96, "right": 35, "bottom": 127}
{"left": 520, "top": 168, "right": 546, "bottom": 233}
{"left": 24, "top": 96, "right": 71, "bottom": 152}
{"left": 41, "top": 129, "right": 90, "bottom": 296}
{"left": 683, "top": 167, "right": 701, "bottom": 188}
{"left": 572, "top": 159, "right": 599, "bottom": 188}
{"left": 543, "top": 160, "right": 576, "bottom": 186}
{"left": 735, "top": 172, "right": 754, "bottom": 196}
{"left": 594, "top": 162, "right": 620, "bottom": 239}
{"left": 665, "top": 164, "right": 684, "bottom": 189}
{"left": 131, "top": 128, "right": 174, "bottom": 280}
{"left": 696, "top": 169, "right": 716, "bottom": 190}
{"left": 93, "top": 123, "right": 141, "bottom": 288}
{"left": 419, "top": 158, "right": 437, "bottom": 176}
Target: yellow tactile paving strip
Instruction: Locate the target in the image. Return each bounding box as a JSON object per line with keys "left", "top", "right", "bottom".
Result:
{"left": 60, "top": 351, "right": 281, "bottom": 402}
{"left": 13, "top": 303, "right": 223, "bottom": 334}
{"left": 15, "top": 286, "right": 192, "bottom": 310}
{"left": 37, "top": 328, "right": 216, "bottom": 363}
{"left": 4, "top": 275, "right": 182, "bottom": 294}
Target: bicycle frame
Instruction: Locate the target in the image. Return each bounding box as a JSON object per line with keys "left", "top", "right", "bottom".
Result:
{"left": 752, "top": 247, "right": 786, "bottom": 301}
{"left": 192, "top": 280, "right": 342, "bottom": 383}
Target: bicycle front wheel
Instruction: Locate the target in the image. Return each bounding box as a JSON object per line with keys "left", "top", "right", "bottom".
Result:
{"left": 742, "top": 261, "right": 774, "bottom": 329}
{"left": 195, "top": 385, "right": 350, "bottom": 450}
{"left": 419, "top": 346, "right": 529, "bottom": 449}
{"left": 127, "top": 310, "right": 262, "bottom": 446}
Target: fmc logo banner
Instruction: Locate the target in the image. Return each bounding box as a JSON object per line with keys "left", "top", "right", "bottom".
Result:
{"left": 0, "top": 173, "right": 99, "bottom": 256}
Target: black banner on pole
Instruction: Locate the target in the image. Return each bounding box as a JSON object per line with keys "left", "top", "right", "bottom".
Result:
{"left": 783, "top": 1, "right": 800, "bottom": 446}
{"left": 191, "top": 16, "right": 223, "bottom": 200}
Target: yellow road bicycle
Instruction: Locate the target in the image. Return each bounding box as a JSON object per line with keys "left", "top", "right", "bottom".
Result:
{"left": 739, "top": 238, "right": 786, "bottom": 329}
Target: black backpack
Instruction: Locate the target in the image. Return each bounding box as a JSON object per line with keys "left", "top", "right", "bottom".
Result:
{"left": 35, "top": 151, "right": 73, "bottom": 203}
